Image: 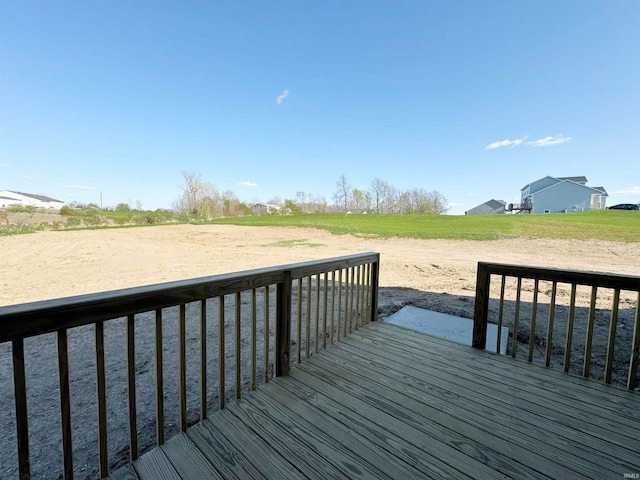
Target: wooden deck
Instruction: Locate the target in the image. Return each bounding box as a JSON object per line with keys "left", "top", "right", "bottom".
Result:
{"left": 110, "top": 321, "right": 640, "bottom": 480}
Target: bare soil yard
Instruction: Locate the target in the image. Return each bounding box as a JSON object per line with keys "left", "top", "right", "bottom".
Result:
{"left": 2, "top": 224, "right": 638, "bottom": 307}
{"left": 1, "top": 224, "right": 638, "bottom": 479}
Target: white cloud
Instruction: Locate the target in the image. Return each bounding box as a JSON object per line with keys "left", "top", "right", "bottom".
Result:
{"left": 17, "top": 174, "right": 33, "bottom": 179}
{"left": 0, "top": 163, "right": 10, "bottom": 168}
{"left": 276, "top": 89, "right": 289, "bottom": 104}
{"left": 484, "top": 138, "right": 525, "bottom": 150}
{"left": 466, "top": 192, "right": 478, "bottom": 196}
{"left": 527, "top": 134, "right": 572, "bottom": 147}
{"left": 238, "top": 181, "right": 258, "bottom": 188}
{"left": 485, "top": 134, "right": 573, "bottom": 150}
{"left": 67, "top": 185, "right": 94, "bottom": 190}
{"left": 612, "top": 186, "right": 640, "bottom": 195}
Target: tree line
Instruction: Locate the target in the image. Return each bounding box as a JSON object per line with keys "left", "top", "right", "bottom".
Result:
{"left": 334, "top": 175, "right": 449, "bottom": 215}
{"left": 174, "top": 171, "right": 449, "bottom": 220}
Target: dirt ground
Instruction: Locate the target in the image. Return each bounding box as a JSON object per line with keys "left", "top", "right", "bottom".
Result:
{"left": 1, "top": 224, "right": 639, "bottom": 479}
{"left": 2, "top": 223, "right": 638, "bottom": 307}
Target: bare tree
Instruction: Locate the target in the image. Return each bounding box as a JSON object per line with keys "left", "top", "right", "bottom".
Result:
{"left": 427, "top": 190, "right": 449, "bottom": 214}
{"left": 174, "top": 170, "right": 220, "bottom": 220}
{"left": 370, "top": 177, "right": 387, "bottom": 214}
{"left": 335, "top": 175, "right": 351, "bottom": 212}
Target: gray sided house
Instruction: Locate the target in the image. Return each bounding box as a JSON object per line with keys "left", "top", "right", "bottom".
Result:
{"left": 520, "top": 176, "right": 608, "bottom": 214}
{"left": 465, "top": 199, "right": 506, "bottom": 215}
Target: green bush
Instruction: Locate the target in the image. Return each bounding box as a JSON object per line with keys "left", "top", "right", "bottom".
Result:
{"left": 60, "top": 205, "right": 74, "bottom": 216}
{"left": 65, "top": 217, "right": 81, "bottom": 227}
{"left": 7, "top": 204, "right": 28, "bottom": 213}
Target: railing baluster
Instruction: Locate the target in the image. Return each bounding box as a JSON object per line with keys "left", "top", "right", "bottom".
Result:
{"left": 154, "top": 309, "right": 164, "bottom": 445}
{"left": 322, "top": 272, "right": 328, "bottom": 349}
{"left": 200, "top": 300, "right": 207, "bottom": 419}
{"left": 251, "top": 289, "right": 257, "bottom": 390}
{"left": 528, "top": 279, "right": 539, "bottom": 362}
{"left": 360, "top": 264, "right": 366, "bottom": 328}
{"left": 545, "top": 282, "right": 557, "bottom": 367}
{"left": 628, "top": 292, "right": 640, "bottom": 390}
{"left": 564, "top": 284, "right": 577, "bottom": 373}
{"left": 350, "top": 267, "right": 356, "bottom": 333}
{"left": 337, "top": 269, "right": 343, "bottom": 341}
{"left": 330, "top": 271, "right": 336, "bottom": 343}
{"left": 263, "top": 287, "right": 269, "bottom": 383}
{"left": 604, "top": 289, "right": 620, "bottom": 384}
{"left": 315, "top": 274, "right": 320, "bottom": 353}
{"left": 583, "top": 286, "right": 598, "bottom": 378}
{"left": 305, "top": 278, "right": 311, "bottom": 358}
{"left": 356, "top": 265, "right": 361, "bottom": 329}
{"left": 12, "top": 339, "right": 30, "bottom": 480}
{"left": 363, "top": 264, "right": 371, "bottom": 326}
{"left": 179, "top": 304, "right": 187, "bottom": 431}
{"left": 126, "top": 314, "right": 138, "bottom": 461}
{"left": 95, "top": 321, "right": 108, "bottom": 477}
{"left": 297, "top": 279, "right": 302, "bottom": 362}
{"left": 57, "top": 329, "right": 73, "bottom": 479}
{"left": 345, "top": 268, "right": 351, "bottom": 336}
{"left": 496, "top": 275, "right": 506, "bottom": 354}
{"left": 512, "top": 277, "right": 522, "bottom": 358}
{"left": 235, "top": 292, "right": 241, "bottom": 399}
{"left": 218, "top": 296, "right": 225, "bottom": 409}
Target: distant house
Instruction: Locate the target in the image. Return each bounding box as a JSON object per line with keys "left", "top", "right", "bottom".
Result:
{"left": 0, "top": 190, "right": 66, "bottom": 209}
{"left": 251, "top": 203, "right": 282, "bottom": 215}
{"left": 519, "top": 176, "right": 608, "bottom": 214}
{"left": 465, "top": 199, "right": 506, "bottom": 215}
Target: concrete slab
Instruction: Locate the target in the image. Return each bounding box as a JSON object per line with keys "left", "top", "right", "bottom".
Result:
{"left": 384, "top": 305, "right": 508, "bottom": 354}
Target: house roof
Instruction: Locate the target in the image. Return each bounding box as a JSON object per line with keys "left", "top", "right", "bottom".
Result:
{"left": 5, "top": 190, "right": 64, "bottom": 203}
{"left": 558, "top": 176, "right": 588, "bottom": 184}
{"left": 484, "top": 199, "right": 506, "bottom": 209}
{"left": 522, "top": 175, "right": 595, "bottom": 191}
{"left": 530, "top": 180, "right": 603, "bottom": 197}
{"left": 521, "top": 175, "right": 557, "bottom": 191}
{"left": 592, "top": 186, "right": 608, "bottom": 196}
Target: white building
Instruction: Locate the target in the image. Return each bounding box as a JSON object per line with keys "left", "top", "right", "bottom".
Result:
{"left": 0, "top": 190, "right": 66, "bottom": 209}
{"left": 251, "top": 203, "right": 282, "bottom": 215}
{"left": 520, "top": 176, "right": 608, "bottom": 214}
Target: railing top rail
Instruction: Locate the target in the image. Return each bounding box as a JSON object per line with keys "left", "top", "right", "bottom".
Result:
{"left": 0, "top": 252, "right": 380, "bottom": 343}
{"left": 478, "top": 261, "right": 640, "bottom": 291}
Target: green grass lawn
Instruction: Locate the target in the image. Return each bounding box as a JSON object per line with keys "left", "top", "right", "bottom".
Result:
{"left": 209, "top": 211, "right": 640, "bottom": 242}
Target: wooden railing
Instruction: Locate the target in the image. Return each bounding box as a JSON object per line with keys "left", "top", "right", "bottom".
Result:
{"left": 473, "top": 262, "right": 640, "bottom": 390}
{"left": 0, "top": 252, "right": 380, "bottom": 479}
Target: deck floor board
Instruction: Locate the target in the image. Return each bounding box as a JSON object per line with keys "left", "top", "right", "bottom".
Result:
{"left": 344, "top": 327, "right": 640, "bottom": 455}
{"left": 318, "top": 336, "right": 632, "bottom": 478}
{"left": 355, "top": 324, "right": 640, "bottom": 443}
{"left": 111, "top": 322, "right": 640, "bottom": 480}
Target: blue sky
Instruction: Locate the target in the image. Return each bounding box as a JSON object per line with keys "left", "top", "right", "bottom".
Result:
{"left": 1, "top": 1, "right": 639, "bottom": 215}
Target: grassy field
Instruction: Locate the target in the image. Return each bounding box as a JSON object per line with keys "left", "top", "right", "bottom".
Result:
{"left": 209, "top": 211, "right": 640, "bottom": 242}
{"left": 2, "top": 207, "right": 639, "bottom": 241}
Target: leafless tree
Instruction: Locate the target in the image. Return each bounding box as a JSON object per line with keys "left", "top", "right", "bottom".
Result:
{"left": 174, "top": 170, "right": 220, "bottom": 220}
{"left": 335, "top": 175, "right": 351, "bottom": 212}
